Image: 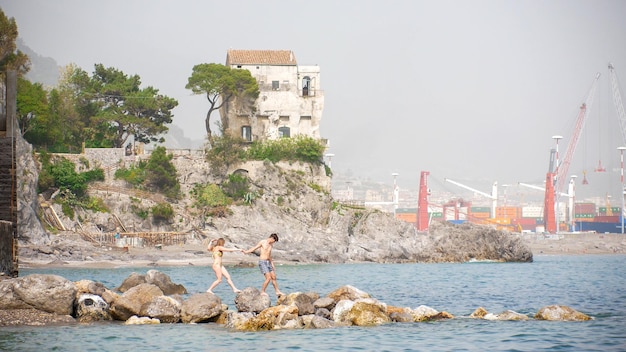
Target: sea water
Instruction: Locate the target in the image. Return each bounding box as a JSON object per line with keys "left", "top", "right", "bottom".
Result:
{"left": 1, "top": 255, "right": 625, "bottom": 351}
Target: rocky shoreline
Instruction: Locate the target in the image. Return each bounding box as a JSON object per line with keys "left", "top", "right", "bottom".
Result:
{"left": 14, "top": 231, "right": 625, "bottom": 270}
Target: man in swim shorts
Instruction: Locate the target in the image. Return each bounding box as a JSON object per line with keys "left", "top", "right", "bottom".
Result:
{"left": 244, "top": 233, "right": 284, "bottom": 297}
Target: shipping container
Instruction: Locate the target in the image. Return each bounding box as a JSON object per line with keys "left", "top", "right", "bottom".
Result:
{"left": 396, "top": 213, "right": 417, "bottom": 223}
{"left": 495, "top": 206, "right": 521, "bottom": 219}
{"left": 470, "top": 212, "right": 490, "bottom": 219}
{"left": 575, "top": 203, "right": 596, "bottom": 214}
{"left": 522, "top": 206, "right": 543, "bottom": 218}
{"left": 575, "top": 213, "right": 594, "bottom": 219}
{"left": 470, "top": 207, "right": 491, "bottom": 213}
{"left": 598, "top": 207, "right": 621, "bottom": 215}
{"left": 594, "top": 215, "right": 620, "bottom": 223}
{"left": 395, "top": 208, "right": 417, "bottom": 214}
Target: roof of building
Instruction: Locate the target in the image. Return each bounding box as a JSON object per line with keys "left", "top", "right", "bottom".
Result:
{"left": 226, "top": 49, "right": 297, "bottom": 66}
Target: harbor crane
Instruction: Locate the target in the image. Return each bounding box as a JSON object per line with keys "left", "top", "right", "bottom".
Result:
{"left": 609, "top": 63, "right": 626, "bottom": 146}
{"left": 444, "top": 178, "right": 498, "bottom": 218}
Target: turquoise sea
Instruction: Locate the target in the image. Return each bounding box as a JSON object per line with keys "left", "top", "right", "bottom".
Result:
{"left": 1, "top": 255, "right": 625, "bottom": 351}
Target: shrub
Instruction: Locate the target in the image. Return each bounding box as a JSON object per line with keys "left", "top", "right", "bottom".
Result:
{"left": 152, "top": 203, "right": 174, "bottom": 222}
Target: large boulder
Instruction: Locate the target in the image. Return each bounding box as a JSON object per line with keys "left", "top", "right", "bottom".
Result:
{"left": 140, "top": 295, "right": 181, "bottom": 323}
{"left": 235, "top": 287, "right": 271, "bottom": 313}
{"left": 145, "top": 270, "right": 187, "bottom": 295}
{"left": 327, "top": 285, "right": 370, "bottom": 303}
{"left": 75, "top": 293, "right": 111, "bottom": 322}
{"left": 236, "top": 304, "right": 300, "bottom": 331}
{"left": 276, "top": 292, "right": 318, "bottom": 315}
{"left": 1, "top": 274, "right": 76, "bottom": 315}
{"left": 74, "top": 280, "right": 107, "bottom": 297}
{"left": 534, "top": 305, "right": 592, "bottom": 321}
{"left": 346, "top": 298, "right": 390, "bottom": 326}
{"left": 109, "top": 283, "right": 164, "bottom": 321}
{"left": 180, "top": 293, "right": 222, "bottom": 323}
{"left": 116, "top": 273, "right": 147, "bottom": 292}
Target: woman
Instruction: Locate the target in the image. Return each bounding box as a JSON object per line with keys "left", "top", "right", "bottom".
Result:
{"left": 207, "top": 238, "right": 242, "bottom": 294}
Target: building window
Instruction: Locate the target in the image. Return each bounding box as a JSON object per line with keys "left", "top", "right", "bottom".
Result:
{"left": 242, "top": 126, "right": 252, "bottom": 141}
{"left": 302, "top": 76, "right": 311, "bottom": 96}
{"left": 278, "top": 126, "right": 290, "bottom": 138}
{"left": 272, "top": 81, "right": 280, "bottom": 90}
{"left": 237, "top": 65, "right": 242, "bottom": 68}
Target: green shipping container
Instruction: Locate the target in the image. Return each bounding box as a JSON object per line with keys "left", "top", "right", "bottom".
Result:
{"left": 471, "top": 207, "right": 491, "bottom": 213}
{"left": 575, "top": 213, "right": 594, "bottom": 219}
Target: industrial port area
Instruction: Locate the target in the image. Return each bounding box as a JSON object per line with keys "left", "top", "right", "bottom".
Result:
{"left": 332, "top": 63, "right": 626, "bottom": 235}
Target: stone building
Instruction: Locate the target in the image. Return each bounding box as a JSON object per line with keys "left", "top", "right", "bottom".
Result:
{"left": 221, "top": 49, "right": 325, "bottom": 142}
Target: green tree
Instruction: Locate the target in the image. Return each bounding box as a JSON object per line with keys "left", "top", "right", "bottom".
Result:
{"left": 145, "top": 146, "right": 180, "bottom": 199}
{"left": 0, "top": 8, "right": 30, "bottom": 76}
{"left": 70, "top": 64, "right": 178, "bottom": 148}
{"left": 185, "top": 63, "right": 259, "bottom": 144}
{"left": 17, "top": 77, "right": 48, "bottom": 137}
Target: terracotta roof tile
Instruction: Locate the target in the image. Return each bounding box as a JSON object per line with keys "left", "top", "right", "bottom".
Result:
{"left": 226, "top": 49, "right": 297, "bottom": 66}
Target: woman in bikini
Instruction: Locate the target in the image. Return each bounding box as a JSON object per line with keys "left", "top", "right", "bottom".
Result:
{"left": 207, "top": 238, "right": 242, "bottom": 294}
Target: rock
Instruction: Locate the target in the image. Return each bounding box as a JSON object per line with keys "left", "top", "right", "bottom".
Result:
{"left": 470, "top": 307, "right": 489, "bottom": 318}
{"left": 302, "top": 314, "right": 335, "bottom": 329}
{"left": 410, "top": 305, "right": 454, "bottom": 321}
{"left": 3, "top": 274, "right": 76, "bottom": 315}
{"left": 276, "top": 292, "right": 318, "bottom": 315}
{"left": 224, "top": 310, "right": 256, "bottom": 330}
{"left": 331, "top": 300, "right": 354, "bottom": 325}
{"left": 491, "top": 310, "right": 529, "bottom": 321}
{"left": 116, "top": 273, "right": 147, "bottom": 292}
{"left": 125, "top": 315, "right": 160, "bottom": 325}
{"left": 235, "top": 287, "right": 271, "bottom": 313}
{"left": 74, "top": 280, "right": 107, "bottom": 297}
{"left": 140, "top": 295, "right": 181, "bottom": 323}
{"left": 145, "top": 270, "right": 187, "bottom": 295}
{"left": 327, "top": 285, "right": 370, "bottom": 303}
{"left": 387, "top": 306, "right": 414, "bottom": 322}
{"left": 0, "top": 308, "right": 76, "bottom": 326}
{"left": 313, "top": 296, "right": 335, "bottom": 310}
{"left": 75, "top": 294, "right": 112, "bottom": 322}
{"left": 314, "top": 307, "right": 331, "bottom": 320}
{"left": 110, "top": 283, "right": 164, "bottom": 321}
{"left": 180, "top": 293, "right": 222, "bottom": 323}
{"left": 534, "top": 305, "right": 592, "bottom": 321}
{"left": 237, "top": 304, "right": 300, "bottom": 331}
{"left": 346, "top": 299, "right": 390, "bottom": 326}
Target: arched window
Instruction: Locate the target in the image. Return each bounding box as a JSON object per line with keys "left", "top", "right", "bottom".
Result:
{"left": 241, "top": 126, "right": 252, "bottom": 141}
{"left": 302, "top": 76, "right": 311, "bottom": 96}
{"left": 278, "top": 126, "right": 290, "bottom": 138}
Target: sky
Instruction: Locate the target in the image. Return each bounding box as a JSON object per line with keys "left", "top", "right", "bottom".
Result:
{"left": 2, "top": 0, "right": 626, "bottom": 203}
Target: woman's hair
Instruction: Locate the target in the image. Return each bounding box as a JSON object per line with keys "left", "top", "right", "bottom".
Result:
{"left": 216, "top": 238, "right": 225, "bottom": 246}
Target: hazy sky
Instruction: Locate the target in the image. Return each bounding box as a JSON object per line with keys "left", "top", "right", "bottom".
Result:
{"left": 3, "top": 0, "right": 626, "bottom": 201}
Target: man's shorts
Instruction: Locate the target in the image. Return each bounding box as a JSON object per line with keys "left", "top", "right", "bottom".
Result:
{"left": 258, "top": 259, "right": 273, "bottom": 274}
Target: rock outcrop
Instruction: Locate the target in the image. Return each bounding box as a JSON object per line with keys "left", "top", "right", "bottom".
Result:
{"left": 16, "top": 137, "right": 533, "bottom": 264}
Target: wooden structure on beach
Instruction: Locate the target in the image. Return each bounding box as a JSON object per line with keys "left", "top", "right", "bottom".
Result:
{"left": 0, "top": 70, "right": 19, "bottom": 277}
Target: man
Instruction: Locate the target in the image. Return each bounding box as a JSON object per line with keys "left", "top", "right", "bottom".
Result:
{"left": 244, "top": 233, "right": 284, "bottom": 297}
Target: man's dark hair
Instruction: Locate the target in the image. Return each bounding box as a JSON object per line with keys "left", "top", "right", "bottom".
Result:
{"left": 269, "top": 233, "right": 279, "bottom": 242}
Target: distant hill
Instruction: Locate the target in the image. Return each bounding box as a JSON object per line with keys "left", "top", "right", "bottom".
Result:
{"left": 18, "top": 39, "right": 60, "bottom": 88}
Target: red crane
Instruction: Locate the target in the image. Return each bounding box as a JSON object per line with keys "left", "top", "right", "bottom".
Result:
{"left": 545, "top": 73, "right": 600, "bottom": 233}
{"left": 416, "top": 171, "right": 430, "bottom": 232}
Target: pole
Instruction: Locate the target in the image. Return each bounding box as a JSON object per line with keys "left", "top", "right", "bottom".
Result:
{"left": 618, "top": 147, "right": 625, "bottom": 234}
{"left": 392, "top": 173, "right": 399, "bottom": 217}
{"left": 553, "top": 135, "right": 563, "bottom": 233}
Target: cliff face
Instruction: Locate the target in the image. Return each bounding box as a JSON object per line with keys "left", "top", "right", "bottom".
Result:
{"left": 16, "top": 145, "right": 532, "bottom": 263}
